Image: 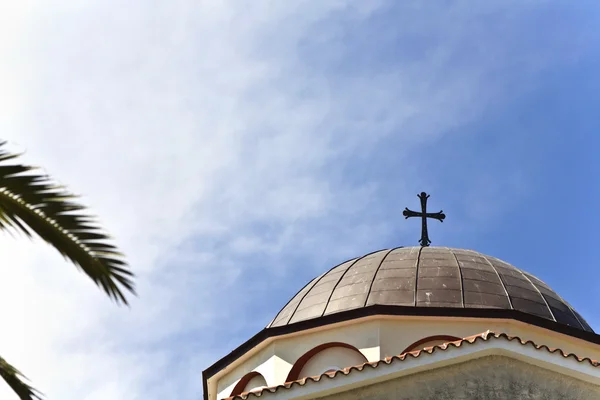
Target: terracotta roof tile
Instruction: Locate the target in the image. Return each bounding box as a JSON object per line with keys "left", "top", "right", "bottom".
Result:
{"left": 226, "top": 330, "right": 600, "bottom": 400}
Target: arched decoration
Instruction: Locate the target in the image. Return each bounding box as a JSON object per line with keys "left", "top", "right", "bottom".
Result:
{"left": 401, "top": 335, "right": 461, "bottom": 354}
{"left": 229, "top": 371, "right": 268, "bottom": 397}
{"left": 319, "top": 366, "right": 341, "bottom": 375}
{"left": 286, "top": 342, "right": 367, "bottom": 383}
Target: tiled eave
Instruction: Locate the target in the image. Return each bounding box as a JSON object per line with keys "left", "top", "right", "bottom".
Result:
{"left": 204, "top": 305, "right": 600, "bottom": 388}
{"left": 228, "top": 330, "right": 600, "bottom": 400}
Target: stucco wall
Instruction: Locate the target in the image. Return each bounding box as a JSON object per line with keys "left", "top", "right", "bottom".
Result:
{"left": 211, "top": 317, "right": 600, "bottom": 400}
{"left": 243, "top": 374, "right": 267, "bottom": 393}
{"left": 378, "top": 318, "right": 600, "bottom": 361}
{"left": 299, "top": 347, "right": 366, "bottom": 379}
{"left": 216, "top": 319, "right": 379, "bottom": 399}
{"left": 320, "top": 356, "right": 600, "bottom": 400}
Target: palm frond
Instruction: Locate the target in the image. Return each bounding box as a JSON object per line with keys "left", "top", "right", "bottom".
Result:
{"left": 0, "top": 355, "right": 43, "bottom": 400}
{"left": 0, "top": 141, "right": 135, "bottom": 305}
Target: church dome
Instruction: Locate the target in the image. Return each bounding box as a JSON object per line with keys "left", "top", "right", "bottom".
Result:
{"left": 269, "top": 246, "right": 593, "bottom": 333}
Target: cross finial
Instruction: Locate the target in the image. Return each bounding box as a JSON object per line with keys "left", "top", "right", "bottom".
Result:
{"left": 403, "top": 192, "right": 445, "bottom": 247}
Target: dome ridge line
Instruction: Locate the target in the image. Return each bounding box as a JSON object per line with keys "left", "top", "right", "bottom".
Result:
{"left": 517, "top": 268, "right": 557, "bottom": 323}
{"left": 481, "top": 253, "right": 514, "bottom": 310}
{"left": 447, "top": 247, "right": 465, "bottom": 307}
{"left": 266, "top": 247, "right": 593, "bottom": 333}
{"left": 566, "top": 303, "right": 587, "bottom": 331}
{"left": 321, "top": 251, "right": 377, "bottom": 317}
{"left": 522, "top": 270, "right": 588, "bottom": 332}
{"left": 269, "top": 273, "right": 322, "bottom": 328}
{"left": 363, "top": 248, "right": 400, "bottom": 308}
{"left": 285, "top": 257, "right": 359, "bottom": 326}
{"left": 413, "top": 246, "right": 425, "bottom": 306}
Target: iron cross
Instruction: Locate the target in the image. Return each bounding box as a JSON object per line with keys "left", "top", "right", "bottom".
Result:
{"left": 403, "top": 192, "right": 445, "bottom": 247}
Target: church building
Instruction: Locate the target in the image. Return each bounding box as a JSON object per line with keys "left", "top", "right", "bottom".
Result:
{"left": 202, "top": 193, "right": 600, "bottom": 400}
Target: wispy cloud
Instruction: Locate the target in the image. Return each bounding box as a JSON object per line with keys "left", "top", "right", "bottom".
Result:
{"left": 0, "top": 1, "right": 595, "bottom": 398}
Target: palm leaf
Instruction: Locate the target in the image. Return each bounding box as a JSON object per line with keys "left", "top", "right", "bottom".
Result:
{"left": 0, "top": 141, "right": 135, "bottom": 305}
{"left": 0, "top": 355, "right": 43, "bottom": 399}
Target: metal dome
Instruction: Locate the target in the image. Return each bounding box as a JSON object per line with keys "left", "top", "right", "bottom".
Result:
{"left": 268, "top": 246, "right": 593, "bottom": 333}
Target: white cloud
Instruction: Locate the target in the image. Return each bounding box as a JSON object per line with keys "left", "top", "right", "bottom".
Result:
{"left": 0, "top": 1, "right": 592, "bottom": 399}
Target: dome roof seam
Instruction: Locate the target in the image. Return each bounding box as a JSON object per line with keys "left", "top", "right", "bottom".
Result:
{"left": 269, "top": 277, "right": 311, "bottom": 327}
{"left": 518, "top": 268, "right": 558, "bottom": 324}
{"left": 286, "top": 261, "right": 349, "bottom": 326}
{"left": 521, "top": 271, "right": 588, "bottom": 332}
{"left": 273, "top": 274, "right": 321, "bottom": 327}
{"left": 448, "top": 248, "right": 466, "bottom": 307}
{"left": 363, "top": 248, "right": 399, "bottom": 308}
{"left": 267, "top": 247, "right": 593, "bottom": 334}
{"left": 273, "top": 252, "right": 378, "bottom": 327}
{"left": 286, "top": 274, "right": 323, "bottom": 325}
{"left": 481, "top": 254, "right": 514, "bottom": 310}
{"left": 321, "top": 252, "right": 372, "bottom": 317}
{"left": 413, "top": 246, "right": 424, "bottom": 306}
{"left": 567, "top": 303, "right": 586, "bottom": 331}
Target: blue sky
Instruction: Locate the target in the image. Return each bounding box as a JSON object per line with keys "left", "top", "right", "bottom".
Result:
{"left": 0, "top": 1, "right": 599, "bottom": 399}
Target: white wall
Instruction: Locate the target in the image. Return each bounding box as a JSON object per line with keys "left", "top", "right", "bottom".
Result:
{"left": 243, "top": 374, "right": 267, "bottom": 393}
{"left": 298, "top": 346, "right": 367, "bottom": 378}
{"left": 210, "top": 316, "right": 600, "bottom": 400}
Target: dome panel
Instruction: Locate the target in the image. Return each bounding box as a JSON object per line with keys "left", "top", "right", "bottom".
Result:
{"left": 268, "top": 246, "right": 594, "bottom": 333}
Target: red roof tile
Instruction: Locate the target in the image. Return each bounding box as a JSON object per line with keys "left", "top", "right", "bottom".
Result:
{"left": 227, "top": 330, "right": 600, "bottom": 400}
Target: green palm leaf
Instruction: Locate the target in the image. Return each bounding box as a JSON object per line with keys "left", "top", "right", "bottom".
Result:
{"left": 0, "top": 356, "right": 43, "bottom": 400}
{"left": 0, "top": 140, "right": 136, "bottom": 398}
{"left": 0, "top": 141, "right": 135, "bottom": 304}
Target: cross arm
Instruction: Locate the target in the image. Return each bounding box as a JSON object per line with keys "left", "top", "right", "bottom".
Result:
{"left": 424, "top": 210, "right": 446, "bottom": 222}
{"left": 402, "top": 208, "right": 421, "bottom": 219}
